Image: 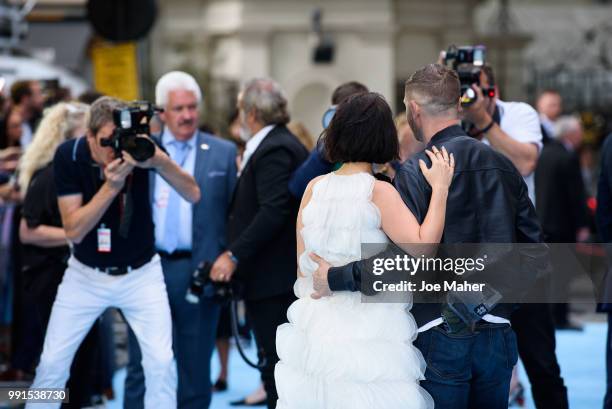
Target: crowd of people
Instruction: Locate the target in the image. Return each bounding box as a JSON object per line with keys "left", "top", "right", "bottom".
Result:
{"left": 0, "top": 54, "right": 609, "bottom": 409}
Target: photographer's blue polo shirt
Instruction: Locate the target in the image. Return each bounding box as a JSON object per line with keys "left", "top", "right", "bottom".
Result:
{"left": 54, "top": 137, "right": 155, "bottom": 268}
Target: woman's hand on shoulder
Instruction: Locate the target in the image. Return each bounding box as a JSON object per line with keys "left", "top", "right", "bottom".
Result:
{"left": 419, "top": 145, "right": 454, "bottom": 190}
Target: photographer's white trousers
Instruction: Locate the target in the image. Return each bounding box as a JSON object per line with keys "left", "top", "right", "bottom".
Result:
{"left": 26, "top": 255, "right": 177, "bottom": 409}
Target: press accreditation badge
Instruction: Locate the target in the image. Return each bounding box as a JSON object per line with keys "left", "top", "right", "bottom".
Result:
{"left": 97, "top": 225, "right": 111, "bottom": 253}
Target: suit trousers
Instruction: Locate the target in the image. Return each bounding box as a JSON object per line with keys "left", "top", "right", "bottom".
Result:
{"left": 26, "top": 255, "right": 176, "bottom": 409}
{"left": 246, "top": 292, "right": 295, "bottom": 409}
{"left": 124, "top": 256, "right": 220, "bottom": 409}
{"left": 511, "top": 303, "right": 569, "bottom": 409}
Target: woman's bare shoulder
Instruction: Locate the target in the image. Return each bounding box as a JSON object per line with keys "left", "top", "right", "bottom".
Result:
{"left": 372, "top": 179, "right": 399, "bottom": 203}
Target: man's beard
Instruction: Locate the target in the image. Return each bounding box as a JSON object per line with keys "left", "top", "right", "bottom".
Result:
{"left": 407, "top": 109, "right": 424, "bottom": 143}
{"left": 239, "top": 125, "right": 251, "bottom": 142}
{"left": 239, "top": 110, "right": 252, "bottom": 142}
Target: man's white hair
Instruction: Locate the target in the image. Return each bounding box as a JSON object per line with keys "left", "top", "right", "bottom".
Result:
{"left": 155, "top": 71, "right": 202, "bottom": 108}
{"left": 553, "top": 115, "right": 581, "bottom": 139}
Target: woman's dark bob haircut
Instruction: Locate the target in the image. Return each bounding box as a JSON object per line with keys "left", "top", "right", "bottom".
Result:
{"left": 324, "top": 92, "right": 399, "bottom": 164}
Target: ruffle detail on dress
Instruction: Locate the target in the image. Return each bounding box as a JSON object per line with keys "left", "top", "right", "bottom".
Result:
{"left": 276, "top": 172, "right": 433, "bottom": 409}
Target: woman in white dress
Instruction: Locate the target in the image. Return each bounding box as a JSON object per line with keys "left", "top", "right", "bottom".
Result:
{"left": 274, "top": 92, "right": 454, "bottom": 409}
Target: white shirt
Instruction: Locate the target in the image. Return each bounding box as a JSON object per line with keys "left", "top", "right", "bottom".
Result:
{"left": 20, "top": 122, "right": 33, "bottom": 148}
{"left": 153, "top": 129, "right": 197, "bottom": 252}
{"left": 540, "top": 114, "right": 556, "bottom": 140}
{"left": 418, "top": 315, "right": 511, "bottom": 333}
{"left": 240, "top": 124, "right": 275, "bottom": 174}
{"left": 483, "top": 99, "right": 543, "bottom": 205}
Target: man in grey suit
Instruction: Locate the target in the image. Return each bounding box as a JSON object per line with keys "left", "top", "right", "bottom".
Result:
{"left": 124, "top": 71, "right": 237, "bottom": 409}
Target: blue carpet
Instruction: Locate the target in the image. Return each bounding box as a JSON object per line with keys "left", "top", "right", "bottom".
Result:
{"left": 108, "top": 322, "right": 607, "bottom": 409}
{"left": 517, "top": 322, "right": 607, "bottom": 409}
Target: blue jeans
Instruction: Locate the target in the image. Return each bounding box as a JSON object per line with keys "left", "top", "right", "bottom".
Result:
{"left": 414, "top": 323, "right": 518, "bottom": 409}
{"left": 124, "top": 256, "right": 219, "bottom": 409}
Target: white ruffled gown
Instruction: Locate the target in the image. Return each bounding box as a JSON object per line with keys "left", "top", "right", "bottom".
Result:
{"left": 274, "top": 172, "right": 434, "bottom": 409}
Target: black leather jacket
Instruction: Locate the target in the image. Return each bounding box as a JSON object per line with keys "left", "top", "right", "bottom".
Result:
{"left": 328, "top": 124, "right": 546, "bottom": 327}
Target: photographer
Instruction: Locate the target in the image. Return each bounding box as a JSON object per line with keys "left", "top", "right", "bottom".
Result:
{"left": 462, "top": 65, "right": 541, "bottom": 203}
{"left": 16, "top": 102, "right": 107, "bottom": 406}
{"left": 460, "top": 62, "right": 568, "bottom": 408}
{"left": 26, "top": 97, "right": 200, "bottom": 409}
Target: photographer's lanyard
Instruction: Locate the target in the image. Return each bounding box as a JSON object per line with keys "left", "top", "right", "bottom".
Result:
{"left": 90, "top": 165, "right": 134, "bottom": 250}
{"left": 118, "top": 174, "right": 134, "bottom": 239}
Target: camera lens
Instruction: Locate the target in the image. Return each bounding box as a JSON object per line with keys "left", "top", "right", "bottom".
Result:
{"left": 126, "top": 137, "right": 155, "bottom": 162}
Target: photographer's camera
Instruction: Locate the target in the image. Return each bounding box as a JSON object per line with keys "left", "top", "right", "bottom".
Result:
{"left": 100, "top": 101, "right": 162, "bottom": 161}
{"left": 444, "top": 45, "right": 495, "bottom": 106}
{"left": 186, "top": 261, "right": 237, "bottom": 305}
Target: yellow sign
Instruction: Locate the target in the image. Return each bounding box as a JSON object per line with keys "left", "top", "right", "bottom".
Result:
{"left": 91, "top": 41, "right": 139, "bottom": 101}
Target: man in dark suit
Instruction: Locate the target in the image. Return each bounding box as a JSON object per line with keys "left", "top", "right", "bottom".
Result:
{"left": 125, "top": 71, "right": 237, "bottom": 409}
{"left": 535, "top": 115, "right": 589, "bottom": 331}
{"left": 211, "top": 78, "right": 308, "bottom": 409}
{"left": 536, "top": 115, "right": 589, "bottom": 244}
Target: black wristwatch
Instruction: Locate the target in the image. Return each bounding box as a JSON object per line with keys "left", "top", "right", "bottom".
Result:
{"left": 475, "top": 119, "right": 495, "bottom": 136}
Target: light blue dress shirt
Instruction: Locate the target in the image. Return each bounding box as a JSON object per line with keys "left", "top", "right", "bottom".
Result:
{"left": 153, "top": 129, "right": 197, "bottom": 252}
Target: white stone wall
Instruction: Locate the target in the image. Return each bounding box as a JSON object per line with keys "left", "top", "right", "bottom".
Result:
{"left": 151, "top": 0, "right": 480, "bottom": 135}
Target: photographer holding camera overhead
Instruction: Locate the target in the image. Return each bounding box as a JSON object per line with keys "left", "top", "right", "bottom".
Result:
{"left": 26, "top": 96, "right": 200, "bottom": 409}
{"left": 445, "top": 46, "right": 568, "bottom": 409}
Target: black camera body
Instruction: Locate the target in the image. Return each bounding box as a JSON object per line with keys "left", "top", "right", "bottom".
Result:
{"left": 444, "top": 45, "right": 495, "bottom": 106}
{"left": 185, "top": 260, "right": 264, "bottom": 369}
{"left": 186, "top": 261, "right": 243, "bottom": 305}
{"left": 101, "top": 101, "right": 162, "bottom": 162}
